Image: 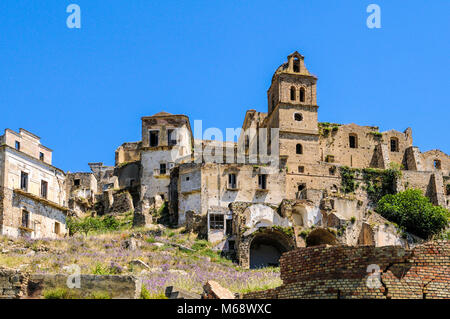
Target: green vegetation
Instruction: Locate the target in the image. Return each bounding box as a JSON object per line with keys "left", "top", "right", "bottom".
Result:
{"left": 339, "top": 166, "right": 359, "bottom": 193}
{"left": 67, "top": 211, "right": 133, "bottom": 236}
{"left": 376, "top": 189, "right": 450, "bottom": 239}
{"left": 271, "top": 225, "right": 294, "bottom": 237}
{"left": 43, "top": 288, "right": 111, "bottom": 299}
{"left": 369, "top": 131, "right": 383, "bottom": 138}
{"left": 154, "top": 202, "right": 171, "bottom": 226}
{"left": 339, "top": 166, "right": 401, "bottom": 204}
{"left": 91, "top": 262, "right": 122, "bottom": 275}
{"left": 318, "top": 122, "right": 341, "bottom": 137}
{"left": 361, "top": 168, "right": 401, "bottom": 203}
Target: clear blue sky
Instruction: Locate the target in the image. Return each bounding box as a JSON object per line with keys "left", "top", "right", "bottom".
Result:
{"left": 0, "top": 1, "right": 449, "bottom": 172}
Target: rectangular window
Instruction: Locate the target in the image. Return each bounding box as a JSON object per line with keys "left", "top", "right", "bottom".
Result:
{"left": 298, "top": 166, "right": 304, "bottom": 173}
{"left": 209, "top": 214, "right": 224, "bottom": 230}
{"left": 258, "top": 174, "right": 267, "bottom": 190}
{"left": 54, "top": 222, "right": 60, "bottom": 235}
{"left": 41, "top": 180, "right": 48, "bottom": 199}
{"left": 20, "top": 172, "right": 28, "bottom": 191}
{"left": 160, "top": 163, "right": 167, "bottom": 175}
{"left": 149, "top": 131, "right": 159, "bottom": 147}
{"left": 74, "top": 179, "right": 80, "bottom": 186}
{"left": 22, "top": 210, "right": 30, "bottom": 228}
{"left": 15, "top": 141, "right": 20, "bottom": 151}
{"left": 228, "top": 173, "right": 237, "bottom": 189}
{"left": 167, "top": 129, "right": 177, "bottom": 146}
{"left": 349, "top": 135, "right": 357, "bottom": 149}
{"left": 39, "top": 152, "right": 45, "bottom": 161}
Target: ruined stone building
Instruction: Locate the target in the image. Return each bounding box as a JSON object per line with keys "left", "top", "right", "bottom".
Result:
{"left": 0, "top": 129, "right": 68, "bottom": 238}
{"left": 2, "top": 52, "right": 448, "bottom": 268}
{"left": 104, "top": 51, "right": 448, "bottom": 268}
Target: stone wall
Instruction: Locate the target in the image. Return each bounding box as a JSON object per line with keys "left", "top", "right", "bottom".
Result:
{"left": 1, "top": 187, "right": 68, "bottom": 239}
{"left": 0, "top": 267, "right": 141, "bottom": 299}
{"left": 0, "top": 267, "right": 27, "bottom": 299}
{"left": 243, "top": 241, "right": 450, "bottom": 299}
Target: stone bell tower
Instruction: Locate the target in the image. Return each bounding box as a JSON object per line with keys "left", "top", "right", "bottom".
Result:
{"left": 266, "top": 51, "right": 320, "bottom": 199}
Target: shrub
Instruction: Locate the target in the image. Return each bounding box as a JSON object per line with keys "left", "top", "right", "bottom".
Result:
{"left": 43, "top": 288, "right": 77, "bottom": 299}
{"left": 376, "top": 189, "right": 449, "bottom": 239}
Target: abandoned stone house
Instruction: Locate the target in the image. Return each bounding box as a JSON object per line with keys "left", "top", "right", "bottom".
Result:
{"left": 0, "top": 129, "right": 68, "bottom": 239}
{"left": 2, "top": 52, "right": 448, "bottom": 268}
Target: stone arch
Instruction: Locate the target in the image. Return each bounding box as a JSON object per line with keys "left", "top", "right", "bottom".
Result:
{"left": 248, "top": 229, "right": 295, "bottom": 269}
{"left": 305, "top": 228, "right": 337, "bottom": 247}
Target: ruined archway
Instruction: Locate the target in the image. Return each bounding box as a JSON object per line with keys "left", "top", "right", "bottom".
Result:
{"left": 305, "top": 228, "right": 337, "bottom": 247}
{"left": 249, "top": 229, "right": 295, "bottom": 269}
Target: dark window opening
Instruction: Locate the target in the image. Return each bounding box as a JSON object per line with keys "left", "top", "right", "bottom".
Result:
{"left": 149, "top": 131, "right": 159, "bottom": 147}
{"left": 434, "top": 160, "right": 441, "bottom": 170}
{"left": 294, "top": 113, "right": 303, "bottom": 121}
{"left": 349, "top": 134, "right": 358, "bottom": 149}
{"left": 298, "top": 166, "right": 304, "bottom": 173}
{"left": 258, "top": 174, "right": 267, "bottom": 190}
{"left": 290, "top": 86, "right": 296, "bottom": 101}
{"left": 22, "top": 210, "right": 30, "bottom": 229}
{"left": 15, "top": 141, "right": 20, "bottom": 151}
{"left": 298, "top": 183, "right": 306, "bottom": 192}
{"left": 39, "top": 152, "right": 45, "bottom": 161}
{"left": 129, "top": 179, "right": 136, "bottom": 187}
{"left": 228, "top": 173, "right": 237, "bottom": 189}
{"left": 228, "top": 239, "right": 235, "bottom": 250}
{"left": 390, "top": 138, "right": 399, "bottom": 152}
{"left": 40, "top": 180, "right": 48, "bottom": 199}
{"left": 74, "top": 179, "right": 80, "bottom": 187}
{"left": 244, "top": 135, "right": 250, "bottom": 152}
{"left": 296, "top": 144, "right": 303, "bottom": 154}
{"left": 185, "top": 176, "right": 190, "bottom": 181}
{"left": 160, "top": 194, "right": 165, "bottom": 201}
{"left": 226, "top": 219, "right": 233, "bottom": 236}
{"left": 160, "top": 163, "right": 167, "bottom": 175}
{"left": 20, "top": 172, "right": 28, "bottom": 191}
{"left": 293, "top": 58, "right": 300, "bottom": 73}
{"left": 326, "top": 155, "right": 335, "bottom": 163}
{"left": 168, "top": 129, "right": 177, "bottom": 146}
{"left": 329, "top": 166, "right": 336, "bottom": 175}
{"left": 209, "top": 214, "right": 224, "bottom": 230}
{"left": 54, "top": 222, "right": 60, "bottom": 235}
{"left": 300, "top": 88, "right": 305, "bottom": 102}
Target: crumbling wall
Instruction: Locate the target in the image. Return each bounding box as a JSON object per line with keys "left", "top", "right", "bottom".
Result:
{"left": 115, "top": 142, "right": 142, "bottom": 166}
{"left": 243, "top": 241, "right": 450, "bottom": 299}
{"left": 0, "top": 267, "right": 28, "bottom": 299}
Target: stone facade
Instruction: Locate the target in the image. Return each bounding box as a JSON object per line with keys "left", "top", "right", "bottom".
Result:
{"left": 0, "top": 129, "right": 68, "bottom": 239}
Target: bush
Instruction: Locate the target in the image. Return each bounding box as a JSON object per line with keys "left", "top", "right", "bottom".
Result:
{"left": 67, "top": 213, "right": 133, "bottom": 236}
{"left": 376, "top": 189, "right": 449, "bottom": 239}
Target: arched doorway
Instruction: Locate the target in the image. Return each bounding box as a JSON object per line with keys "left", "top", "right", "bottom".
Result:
{"left": 249, "top": 230, "right": 294, "bottom": 269}
{"left": 305, "top": 228, "right": 337, "bottom": 247}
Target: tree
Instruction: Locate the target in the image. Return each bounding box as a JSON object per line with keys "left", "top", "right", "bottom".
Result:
{"left": 376, "top": 189, "right": 449, "bottom": 239}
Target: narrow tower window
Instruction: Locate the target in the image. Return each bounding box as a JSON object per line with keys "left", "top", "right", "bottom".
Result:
{"left": 349, "top": 134, "right": 358, "bottom": 149}
{"left": 293, "top": 57, "right": 300, "bottom": 73}
{"left": 300, "top": 87, "right": 305, "bottom": 102}
{"left": 290, "top": 86, "right": 296, "bottom": 101}
{"left": 390, "top": 138, "right": 399, "bottom": 152}
{"left": 296, "top": 144, "right": 303, "bottom": 154}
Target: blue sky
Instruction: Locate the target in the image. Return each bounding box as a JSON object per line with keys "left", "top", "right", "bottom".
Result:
{"left": 0, "top": 1, "right": 449, "bottom": 172}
